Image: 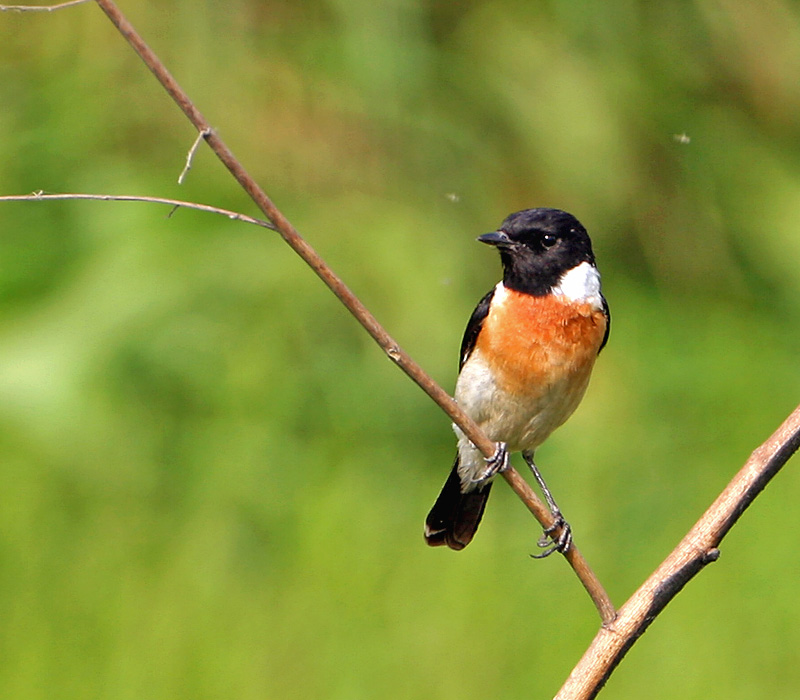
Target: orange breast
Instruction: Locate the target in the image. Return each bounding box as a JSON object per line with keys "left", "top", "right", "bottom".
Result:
{"left": 475, "top": 288, "right": 607, "bottom": 399}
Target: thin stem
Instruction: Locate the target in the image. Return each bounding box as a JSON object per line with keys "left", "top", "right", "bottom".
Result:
{"left": 90, "top": 0, "right": 617, "bottom": 623}
{"left": 0, "top": 192, "right": 277, "bottom": 229}
{"left": 0, "top": 0, "right": 90, "bottom": 11}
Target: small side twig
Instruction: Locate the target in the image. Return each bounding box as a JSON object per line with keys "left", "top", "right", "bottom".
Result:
{"left": 178, "top": 128, "right": 211, "bottom": 185}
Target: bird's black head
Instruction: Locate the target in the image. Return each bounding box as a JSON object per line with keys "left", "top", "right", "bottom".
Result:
{"left": 478, "top": 208, "right": 597, "bottom": 295}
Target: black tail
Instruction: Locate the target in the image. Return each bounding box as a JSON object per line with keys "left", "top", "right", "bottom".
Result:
{"left": 424, "top": 458, "right": 492, "bottom": 550}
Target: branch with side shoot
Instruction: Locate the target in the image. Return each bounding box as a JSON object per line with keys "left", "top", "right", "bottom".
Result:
{"left": 86, "top": 0, "right": 617, "bottom": 625}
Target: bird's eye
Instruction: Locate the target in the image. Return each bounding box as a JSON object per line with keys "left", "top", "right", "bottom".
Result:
{"left": 541, "top": 233, "right": 558, "bottom": 248}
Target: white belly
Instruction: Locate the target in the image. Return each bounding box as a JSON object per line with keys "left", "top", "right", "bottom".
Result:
{"left": 453, "top": 348, "right": 592, "bottom": 486}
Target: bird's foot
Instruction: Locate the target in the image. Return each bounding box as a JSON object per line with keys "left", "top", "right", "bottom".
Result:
{"left": 531, "top": 511, "right": 572, "bottom": 559}
{"left": 470, "top": 442, "right": 509, "bottom": 485}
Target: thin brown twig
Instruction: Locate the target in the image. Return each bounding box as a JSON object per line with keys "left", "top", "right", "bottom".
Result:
{"left": 0, "top": 0, "right": 89, "bottom": 11}
{"left": 0, "top": 192, "right": 276, "bottom": 230}
{"left": 555, "top": 402, "right": 800, "bottom": 699}
{"left": 90, "top": 0, "right": 616, "bottom": 624}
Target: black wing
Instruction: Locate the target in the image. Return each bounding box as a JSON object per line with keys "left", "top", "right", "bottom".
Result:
{"left": 598, "top": 294, "right": 611, "bottom": 353}
{"left": 459, "top": 287, "right": 495, "bottom": 370}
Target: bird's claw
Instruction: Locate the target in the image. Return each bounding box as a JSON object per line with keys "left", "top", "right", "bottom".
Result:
{"left": 470, "top": 442, "right": 509, "bottom": 485}
{"left": 531, "top": 512, "right": 572, "bottom": 559}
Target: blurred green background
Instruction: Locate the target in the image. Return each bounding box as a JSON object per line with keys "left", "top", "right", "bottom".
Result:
{"left": 1, "top": 1, "right": 799, "bottom": 698}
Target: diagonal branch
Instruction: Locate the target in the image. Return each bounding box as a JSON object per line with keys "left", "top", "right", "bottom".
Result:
{"left": 89, "top": 0, "right": 616, "bottom": 622}
{"left": 556, "top": 402, "right": 800, "bottom": 699}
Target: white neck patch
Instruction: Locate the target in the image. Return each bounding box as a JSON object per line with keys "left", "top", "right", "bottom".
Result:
{"left": 493, "top": 281, "right": 509, "bottom": 303}
{"left": 552, "top": 261, "right": 603, "bottom": 308}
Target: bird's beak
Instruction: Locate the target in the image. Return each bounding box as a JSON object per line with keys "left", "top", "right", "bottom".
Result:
{"left": 477, "top": 230, "right": 512, "bottom": 247}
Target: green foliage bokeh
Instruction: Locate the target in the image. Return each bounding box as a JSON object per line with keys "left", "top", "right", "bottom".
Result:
{"left": 1, "top": 1, "right": 800, "bottom": 698}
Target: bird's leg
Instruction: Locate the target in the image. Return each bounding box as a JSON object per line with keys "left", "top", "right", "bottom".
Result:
{"left": 522, "top": 450, "right": 572, "bottom": 558}
{"left": 471, "top": 442, "right": 509, "bottom": 485}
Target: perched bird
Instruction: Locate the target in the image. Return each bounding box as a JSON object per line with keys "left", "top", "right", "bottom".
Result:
{"left": 424, "top": 208, "right": 609, "bottom": 552}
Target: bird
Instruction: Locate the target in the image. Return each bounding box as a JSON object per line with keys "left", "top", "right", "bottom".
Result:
{"left": 424, "top": 208, "right": 609, "bottom": 553}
